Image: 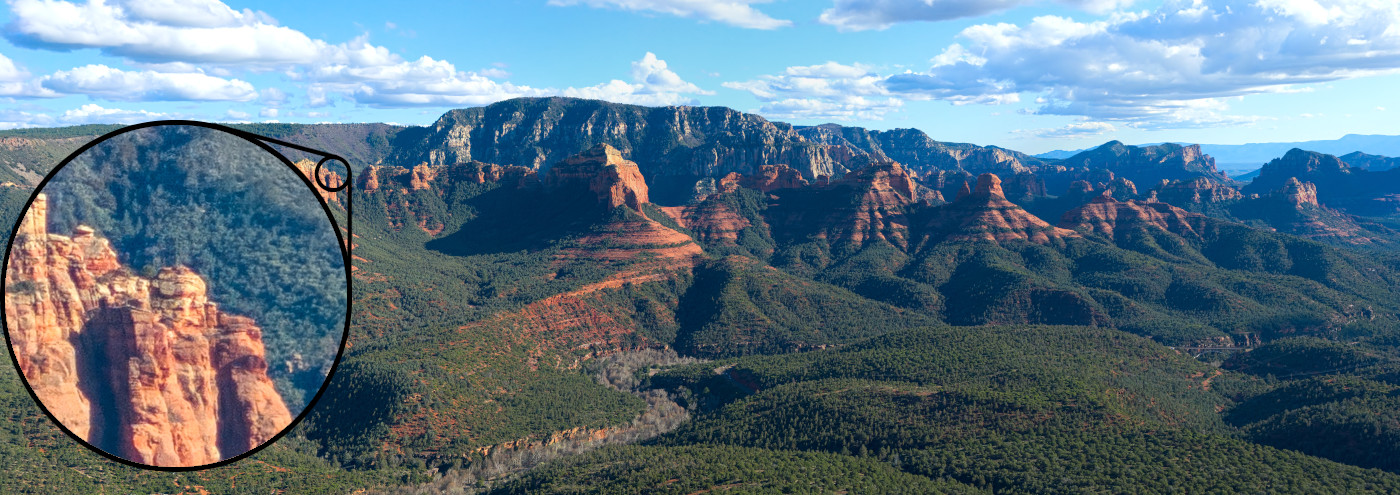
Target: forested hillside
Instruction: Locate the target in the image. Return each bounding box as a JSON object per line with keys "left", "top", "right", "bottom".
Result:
{"left": 2, "top": 99, "right": 1400, "bottom": 493}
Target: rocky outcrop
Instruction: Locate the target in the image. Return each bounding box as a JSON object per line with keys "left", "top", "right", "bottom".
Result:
{"left": 391, "top": 97, "right": 873, "bottom": 184}
{"left": 1278, "top": 177, "right": 1319, "bottom": 208}
{"left": 545, "top": 144, "right": 649, "bottom": 211}
{"left": 545, "top": 145, "right": 703, "bottom": 264}
{"left": 360, "top": 161, "right": 539, "bottom": 235}
{"left": 1156, "top": 177, "right": 1243, "bottom": 208}
{"left": 1228, "top": 176, "right": 1384, "bottom": 245}
{"left": 292, "top": 159, "right": 344, "bottom": 205}
{"left": 762, "top": 161, "right": 924, "bottom": 250}
{"left": 917, "top": 174, "right": 1078, "bottom": 246}
{"left": 661, "top": 201, "right": 751, "bottom": 246}
{"left": 1059, "top": 194, "right": 1211, "bottom": 240}
{"left": 801, "top": 126, "right": 1041, "bottom": 177}
{"left": 1247, "top": 149, "right": 1350, "bottom": 193}
{"left": 1242, "top": 149, "right": 1400, "bottom": 216}
{"left": 740, "top": 164, "right": 809, "bottom": 192}
{"left": 359, "top": 162, "right": 539, "bottom": 193}
{"left": 826, "top": 161, "right": 920, "bottom": 248}
{"left": 1060, "top": 141, "right": 1230, "bottom": 187}
{"left": 4, "top": 194, "right": 290, "bottom": 467}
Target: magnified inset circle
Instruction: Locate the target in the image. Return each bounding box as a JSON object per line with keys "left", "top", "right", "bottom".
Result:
{"left": 1, "top": 123, "right": 349, "bottom": 469}
{"left": 314, "top": 157, "right": 349, "bottom": 192}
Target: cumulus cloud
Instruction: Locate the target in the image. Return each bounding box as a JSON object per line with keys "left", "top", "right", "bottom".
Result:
{"left": 0, "top": 103, "right": 170, "bottom": 128}
{"left": 0, "top": 52, "right": 26, "bottom": 81}
{"left": 3, "top": 1, "right": 550, "bottom": 107}
{"left": 40, "top": 64, "right": 257, "bottom": 101}
{"left": 883, "top": 0, "right": 1400, "bottom": 127}
{"left": 547, "top": 0, "right": 790, "bottom": 29}
{"left": 1016, "top": 121, "right": 1116, "bottom": 138}
{"left": 0, "top": 51, "right": 57, "bottom": 97}
{"left": 259, "top": 87, "right": 287, "bottom": 105}
{"left": 307, "top": 39, "right": 550, "bottom": 107}
{"left": 6, "top": 0, "right": 325, "bottom": 65}
{"left": 3, "top": 1, "right": 721, "bottom": 112}
{"left": 723, "top": 61, "right": 905, "bottom": 120}
{"left": 561, "top": 52, "right": 713, "bottom": 106}
{"left": 819, "top": 0, "right": 1135, "bottom": 31}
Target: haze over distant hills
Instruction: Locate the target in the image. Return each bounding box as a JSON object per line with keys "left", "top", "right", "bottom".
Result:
{"left": 1038, "top": 134, "right": 1400, "bottom": 174}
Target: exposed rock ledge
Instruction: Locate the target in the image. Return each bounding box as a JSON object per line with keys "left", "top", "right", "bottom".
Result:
{"left": 4, "top": 193, "right": 291, "bottom": 466}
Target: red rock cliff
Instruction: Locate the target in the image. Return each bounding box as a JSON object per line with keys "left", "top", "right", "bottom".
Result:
{"left": 4, "top": 194, "right": 291, "bottom": 467}
{"left": 918, "top": 173, "right": 1078, "bottom": 246}
{"left": 545, "top": 144, "right": 650, "bottom": 211}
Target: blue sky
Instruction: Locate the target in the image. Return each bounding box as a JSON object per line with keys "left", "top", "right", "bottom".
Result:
{"left": 0, "top": 0, "right": 1396, "bottom": 154}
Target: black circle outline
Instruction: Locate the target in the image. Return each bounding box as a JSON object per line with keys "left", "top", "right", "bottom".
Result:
{"left": 313, "top": 157, "right": 349, "bottom": 192}
{"left": 0, "top": 120, "right": 354, "bottom": 472}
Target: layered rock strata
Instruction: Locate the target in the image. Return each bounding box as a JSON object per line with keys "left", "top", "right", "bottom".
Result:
{"left": 4, "top": 193, "right": 291, "bottom": 466}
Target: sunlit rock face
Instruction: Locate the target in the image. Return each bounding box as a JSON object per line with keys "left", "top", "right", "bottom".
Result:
{"left": 4, "top": 193, "right": 290, "bottom": 467}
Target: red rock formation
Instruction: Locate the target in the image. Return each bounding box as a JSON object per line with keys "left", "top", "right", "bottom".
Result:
{"left": 741, "top": 164, "right": 809, "bottom": 192}
{"left": 362, "top": 162, "right": 539, "bottom": 195}
{"left": 1059, "top": 194, "right": 1211, "bottom": 240}
{"left": 1156, "top": 177, "right": 1243, "bottom": 207}
{"left": 4, "top": 194, "right": 291, "bottom": 467}
{"left": 360, "top": 165, "right": 380, "bottom": 191}
{"left": 544, "top": 145, "right": 703, "bottom": 264}
{"left": 545, "top": 144, "right": 649, "bottom": 211}
{"left": 660, "top": 202, "right": 751, "bottom": 246}
{"left": 825, "top": 161, "right": 920, "bottom": 247}
{"left": 1278, "top": 177, "right": 1319, "bottom": 208}
{"left": 716, "top": 173, "right": 743, "bottom": 195}
{"left": 1229, "top": 177, "right": 1377, "bottom": 245}
{"left": 408, "top": 164, "right": 437, "bottom": 190}
{"left": 954, "top": 181, "right": 972, "bottom": 201}
{"left": 362, "top": 161, "right": 539, "bottom": 235}
{"left": 292, "top": 159, "right": 343, "bottom": 205}
{"left": 919, "top": 173, "right": 1078, "bottom": 246}
{"left": 1001, "top": 172, "right": 1047, "bottom": 199}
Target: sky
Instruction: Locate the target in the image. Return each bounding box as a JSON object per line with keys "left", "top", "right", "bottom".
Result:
{"left": 0, "top": 0, "right": 1397, "bottom": 154}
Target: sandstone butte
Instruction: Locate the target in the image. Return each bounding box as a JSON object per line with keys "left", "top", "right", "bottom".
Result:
{"left": 921, "top": 173, "right": 1079, "bottom": 245}
{"left": 4, "top": 193, "right": 291, "bottom": 467}
{"left": 545, "top": 144, "right": 702, "bottom": 264}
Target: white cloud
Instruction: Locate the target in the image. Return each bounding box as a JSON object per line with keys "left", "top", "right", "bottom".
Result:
{"left": 1, "top": 1, "right": 710, "bottom": 112}
{"left": 881, "top": 0, "right": 1400, "bottom": 127}
{"left": 224, "top": 109, "right": 250, "bottom": 120}
{"left": 309, "top": 46, "right": 550, "bottom": 107}
{"left": 260, "top": 107, "right": 278, "bottom": 118}
{"left": 547, "top": 0, "right": 790, "bottom": 29}
{"left": 6, "top": 0, "right": 326, "bottom": 65}
{"left": 0, "top": 51, "right": 57, "bottom": 97}
{"left": 1015, "top": 121, "right": 1117, "bottom": 138}
{"left": 59, "top": 103, "right": 166, "bottom": 124}
{"left": 819, "top": 0, "right": 1135, "bottom": 31}
{"left": 39, "top": 64, "right": 257, "bottom": 101}
{"left": 259, "top": 87, "right": 288, "bottom": 105}
{"left": 479, "top": 67, "right": 510, "bottom": 79}
{"left": 754, "top": 96, "right": 904, "bottom": 121}
{"left": 306, "top": 85, "right": 329, "bottom": 107}
{"left": 561, "top": 52, "right": 712, "bottom": 106}
{"left": 0, "top": 52, "right": 27, "bottom": 81}
{"left": 724, "top": 61, "right": 906, "bottom": 120}
{"left": 3, "top": 1, "right": 549, "bottom": 108}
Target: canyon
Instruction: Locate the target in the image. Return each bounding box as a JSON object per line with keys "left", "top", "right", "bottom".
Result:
{"left": 4, "top": 193, "right": 291, "bottom": 467}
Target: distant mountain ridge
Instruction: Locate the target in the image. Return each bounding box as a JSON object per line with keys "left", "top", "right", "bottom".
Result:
{"left": 1037, "top": 134, "right": 1400, "bottom": 172}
